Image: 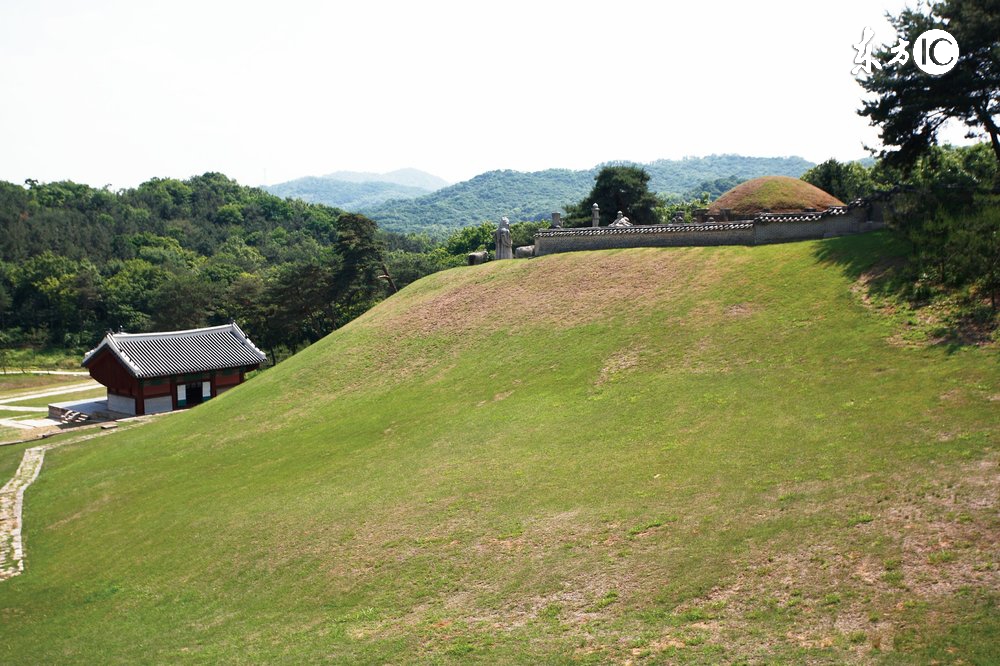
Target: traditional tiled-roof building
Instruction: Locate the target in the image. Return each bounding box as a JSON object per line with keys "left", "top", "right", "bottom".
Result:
{"left": 82, "top": 322, "right": 267, "bottom": 416}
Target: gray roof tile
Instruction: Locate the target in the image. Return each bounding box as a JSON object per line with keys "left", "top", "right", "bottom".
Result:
{"left": 82, "top": 323, "right": 267, "bottom": 378}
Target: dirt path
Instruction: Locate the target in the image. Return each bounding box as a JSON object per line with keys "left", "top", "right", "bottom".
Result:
{"left": 0, "top": 381, "right": 101, "bottom": 405}
{"left": 20, "top": 371, "right": 89, "bottom": 376}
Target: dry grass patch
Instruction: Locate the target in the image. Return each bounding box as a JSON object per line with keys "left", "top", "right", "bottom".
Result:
{"left": 366, "top": 249, "right": 732, "bottom": 340}
{"left": 663, "top": 454, "right": 999, "bottom": 660}
{"left": 595, "top": 346, "right": 643, "bottom": 387}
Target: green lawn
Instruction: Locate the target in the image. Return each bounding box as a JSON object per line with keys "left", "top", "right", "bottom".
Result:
{"left": 1, "top": 348, "right": 82, "bottom": 371}
{"left": 0, "top": 409, "right": 44, "bottom": 420}
{"left": 0, "top": 233, "right": 996, "bottom": 663}
{"left": 0, "top": 441, "right": 35, "bottom": 482}
{"left": 0, "top": 373, "right": 88, "bottom": 394}
{"left": 0, "top": 430, "right": 30, "bottom": 448}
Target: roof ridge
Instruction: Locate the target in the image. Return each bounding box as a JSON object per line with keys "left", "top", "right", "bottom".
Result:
{"left": 109, "top": 323, "right": 236, "bottom": 341}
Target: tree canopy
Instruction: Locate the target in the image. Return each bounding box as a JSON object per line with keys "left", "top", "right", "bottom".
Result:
{"left": 0, "top": 175, "right": 393, "bottom": 358}
{"left": 801, "top": 159, "right": 876, "bottom": 202}
{"left": 565, "top": 166, "right": 664, "bottom": 227}
{"left": 857, "top": 0, "right": 1000, "bottom": 174}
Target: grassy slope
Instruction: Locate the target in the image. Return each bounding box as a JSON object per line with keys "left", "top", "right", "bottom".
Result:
{"left": 0, "top": 233, "right": 996, "bottom": 663}
{"left": 0, "top": 441, "right": 33, "bottom": 467}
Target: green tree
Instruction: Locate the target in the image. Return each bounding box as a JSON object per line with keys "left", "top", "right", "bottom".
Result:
{"left": 945, "top": 195, "right": 1000, "bottom": 309}
{"left": 149, "top": 271, "right": 217, "bottom": 331}
{"left": 565, "top": 166, "right": 664, "bottom": 227}
{"left": 266, "top": 257, "right": 339, "bottom": 350}
{"left": 858, "top": 1, "right": 1000, "bottom": 174}
{"left": 801, "top": 159, "right": 876, "bottom": 201}
{"left": 101, "top": 259, "right": 170, "bottom": 332}
{"left": 384, "top": 248, "right": 463, "bottom": 290}
{"left": 444, "top": 223, "right": 495, "bottom": 256}
{"left": 0, "top": 280, "right": 9, "bottom": 329}
{"left": 510, "top": 220, "right": 549, "bottom": 249}
{"left": 333, "top": 213, "right": 388, "bottom": 321}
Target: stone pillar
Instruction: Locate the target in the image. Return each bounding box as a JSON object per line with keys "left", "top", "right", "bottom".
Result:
{"left": 591, "top": 203, "right": 600, "bottom": 227}
{"left": 551, "top": 212, "right": 562, "bottom": 228}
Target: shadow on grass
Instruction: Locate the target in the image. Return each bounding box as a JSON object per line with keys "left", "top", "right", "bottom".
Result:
{"left": 812, "top": 231, "right": 996, "bottom": 353}
{"left": 812, "top": 230, "right": 912, "bottom": 296}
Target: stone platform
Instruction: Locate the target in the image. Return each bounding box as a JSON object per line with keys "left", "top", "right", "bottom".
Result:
{"left": 48, "top": 398, "right": 131, "bottom": 423}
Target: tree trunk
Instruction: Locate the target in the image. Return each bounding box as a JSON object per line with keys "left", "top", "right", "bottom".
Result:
{"left": 978, "top": 109, "right": 1000, "bottom": 175}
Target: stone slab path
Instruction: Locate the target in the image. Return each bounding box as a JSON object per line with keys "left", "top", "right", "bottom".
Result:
{"left": 0, "top": 429, "right": 114, "bottom": 581}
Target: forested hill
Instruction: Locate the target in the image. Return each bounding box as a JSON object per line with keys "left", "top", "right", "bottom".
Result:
{"left": 643, "top": 154, "right": 815, "bottom": 194}
{"left": 359, "top": 155, "right": 815, "bottom": 234}
{"left": 361, "top": 169, "right": 594, "bottom": 236}
{"left": 0, "top": 174, "right": 390, "bottom": 358}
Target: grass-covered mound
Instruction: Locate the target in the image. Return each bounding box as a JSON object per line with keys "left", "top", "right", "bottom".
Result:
{"left": 709, "top": 175, "right": 845, "bottom": 215}
{"left": 0, "top": 233, "right": 996, "bottom": 663}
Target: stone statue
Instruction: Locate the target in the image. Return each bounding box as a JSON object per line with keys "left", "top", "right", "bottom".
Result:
{"left": 610, "top": 211, "right": 632, "bottom": 227}
{"left": 495, "top": 216, "right": 513, "bottom": 259}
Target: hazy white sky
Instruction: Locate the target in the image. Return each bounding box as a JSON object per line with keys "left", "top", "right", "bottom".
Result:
{"left": 0, "top": 0, "right": 969, "bottom": 188}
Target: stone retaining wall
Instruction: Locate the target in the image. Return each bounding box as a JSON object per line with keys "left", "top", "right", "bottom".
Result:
{"left": 534, "top": 223, "right": 755, "bottom": 255}
{"left": 534, "top": 206, "right": 884, "bottom": 256}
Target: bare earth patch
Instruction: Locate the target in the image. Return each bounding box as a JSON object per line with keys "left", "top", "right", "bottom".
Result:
{"left": 725, "top": 302, "right": 754, "bottom": 318}
{"left": 595, "top": 347, "right": 642, "bottom": 387}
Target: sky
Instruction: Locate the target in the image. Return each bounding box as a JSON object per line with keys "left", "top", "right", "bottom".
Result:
{"left": 0, "top": 0, "right": 974, "bottom": 189}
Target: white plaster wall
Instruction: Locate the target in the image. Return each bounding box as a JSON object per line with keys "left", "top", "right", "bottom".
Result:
{"left": 145, "top": 395, "right": 173, "bottom": 414}
{"left": 107, "top": 392, "right": 136, "bottom": 415}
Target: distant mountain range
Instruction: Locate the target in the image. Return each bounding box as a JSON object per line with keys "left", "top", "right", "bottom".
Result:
{"left": 264, "top": 178, "right": 434, "bottom": 211}
{"left": 264, "top": 168, "right": 449, "bottom": 211}
{"left": 320, "top": 168, "right": 450, "bottom": 191}
{"left": 268, "top": 156, "right": 816, "bottom": 236}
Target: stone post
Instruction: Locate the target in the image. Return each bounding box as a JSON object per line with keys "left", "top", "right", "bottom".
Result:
{"left": 591, "top": 203, "right": 600, "bottom": 227}
{"left": 551, "top": 212, "right": 562, "bottom": 228}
